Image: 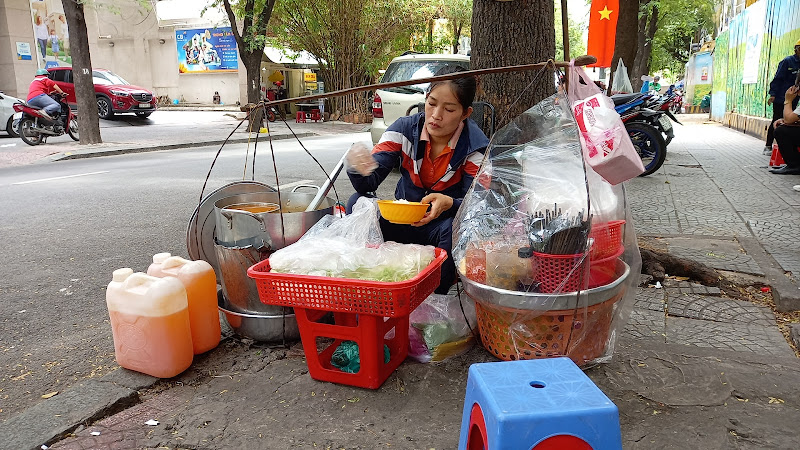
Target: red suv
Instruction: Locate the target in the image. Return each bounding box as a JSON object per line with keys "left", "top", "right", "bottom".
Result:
{"left": 47, "top": 67, "right": 157, "bottom": 119}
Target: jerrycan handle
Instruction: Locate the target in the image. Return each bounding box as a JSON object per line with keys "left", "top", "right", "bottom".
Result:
{"left": 123, "top": 272, "right": 154, "bottom": 290}
{"left": 161, "top": 256, "right": 188, "bottom": 270}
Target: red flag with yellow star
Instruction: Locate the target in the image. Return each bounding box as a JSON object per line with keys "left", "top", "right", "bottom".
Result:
{"left": 586, "top": 0, "right": 619, "bottom": 67}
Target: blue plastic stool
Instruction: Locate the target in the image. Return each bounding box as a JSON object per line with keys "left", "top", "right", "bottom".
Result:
{"left": 458, "top": 357, "right": 622, "bottom": 450}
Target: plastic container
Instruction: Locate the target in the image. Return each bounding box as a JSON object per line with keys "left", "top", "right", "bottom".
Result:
{"left": 588, "top": 246, "right": 625, "bottom": 288}
{"left": 106, "top": 269, "right": 193, "bottom": 378}
{"left": 532, "top": 252, "right": 589, "bottom": 293}
{"left": 247, "top": 248, "right": 447, "bottom": 317}
{"left": 588, "top": 220, "right": 625, "bottom": 260}
{"left": 146, "top": 252, "right": 172, "bottom": 277}
{"left": 147, "top": 255, "right": 221, "bottom": 354}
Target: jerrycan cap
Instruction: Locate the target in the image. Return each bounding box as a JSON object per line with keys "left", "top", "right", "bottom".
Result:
{"left": 112, "top": 268, "right": 134, "bottom": 282}
{"left": 152, "top": 252, "right": 171, "bottom": 264}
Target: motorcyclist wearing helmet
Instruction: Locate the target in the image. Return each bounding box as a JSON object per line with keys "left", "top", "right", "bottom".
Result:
{"left": 26, "top": 68, "right": 65, "bottom": 121}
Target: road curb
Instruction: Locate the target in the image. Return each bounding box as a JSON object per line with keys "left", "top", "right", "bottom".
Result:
{"left": 0, "top": 369, "right": 156, "bottom": 450}
{"left": 46, "top": 132, "right": 314, "bottom": 162}
{"left": 737, "top": 236, "right": 800, "bottom": 312}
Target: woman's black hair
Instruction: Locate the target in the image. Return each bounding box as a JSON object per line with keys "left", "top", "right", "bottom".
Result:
{"left": 427, "top": 65, "right": 477, "bottom": 111}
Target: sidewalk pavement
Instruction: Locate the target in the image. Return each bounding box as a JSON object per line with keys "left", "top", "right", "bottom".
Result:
{"left": 2, "top": 114, "right": 800, "bottom": 450}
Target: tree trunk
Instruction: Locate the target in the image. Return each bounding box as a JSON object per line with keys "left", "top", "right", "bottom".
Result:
{"left": 471, "top": 0, "right": 555, "bottom": 129}
{"left": 640, "top": 248, "right": 721, "bottom": 286}
{"left": 61, "top": 0, "right": 101, "bottom": 144}
{"left": 222, "top": 0, "right": 276, "bottom": 128}
{"left": 243, "top": 52, "right": 264, "bottom": 130}
{"left": 632, "top": 2, "right": 658, "bottom": 91}
{"left": 452, "top": 22, "right": 462, "bottom": 54}
{"left": 609, "top": 0, "right": 639, "bottom": 93}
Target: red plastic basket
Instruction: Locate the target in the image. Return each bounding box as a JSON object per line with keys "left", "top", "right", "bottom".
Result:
{"left": 588, "top": 246, "right": 625, "bottom": 288}
{"left": 532, "top": 251, "right": 589, "bottom": 293}
{"left": 247, "top": 248, "right": 447, "bottom": 317}
{"left": 589, "top": 220, "right": 625, "bottom": 260}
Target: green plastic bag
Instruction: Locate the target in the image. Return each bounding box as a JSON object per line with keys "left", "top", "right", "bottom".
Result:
{"left": 330, "top": 340, "right": 390, "bottom": 373}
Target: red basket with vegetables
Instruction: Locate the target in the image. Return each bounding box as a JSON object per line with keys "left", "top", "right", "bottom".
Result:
{"left": 247, "top": 248, "right": 447, "bottom": 317}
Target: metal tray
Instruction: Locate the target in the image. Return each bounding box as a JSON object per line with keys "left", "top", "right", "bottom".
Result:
{"left": 458, "top": 260, "right": 630, "bottom": 311}
{"left": 186, "top": 181, "right": 275, "bottom": 276}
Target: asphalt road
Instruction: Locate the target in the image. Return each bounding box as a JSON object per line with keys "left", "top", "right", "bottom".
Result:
{"left": 0, "top": 131, "right": 398, "bottom": 422}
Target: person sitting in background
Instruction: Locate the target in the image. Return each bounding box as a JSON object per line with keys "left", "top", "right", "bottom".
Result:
{"left": 651, "top": 75, "right": 662, "bottom": 93}
{"left": 768, "top": 85, "right": 800, "bottom": 175}
{"left": 764, "top": 40, "right": 800, "bottom": 154}
{"left": 27, "top": 68, "right": 65, "bottom": 121}
{"left": 346, "top": 65, "right": 489, "bottom": 294}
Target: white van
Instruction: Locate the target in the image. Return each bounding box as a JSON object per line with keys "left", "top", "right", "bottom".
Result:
{"left": 370, "top": 53, "right": 470, "bottom": 144}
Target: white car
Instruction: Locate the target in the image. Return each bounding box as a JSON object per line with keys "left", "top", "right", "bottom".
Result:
{"left": 0, "top": 91, "right": 23, "bottom": 137}
{"left": 371, "top": 53, "right": 470, "bottom": 144}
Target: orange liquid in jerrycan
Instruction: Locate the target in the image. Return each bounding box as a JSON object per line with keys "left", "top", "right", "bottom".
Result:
{"left": 106, "top": 269, "right": 193, "bottom": 378}
{"left": 147, "top": 255, "right": 221, "bottom": 354}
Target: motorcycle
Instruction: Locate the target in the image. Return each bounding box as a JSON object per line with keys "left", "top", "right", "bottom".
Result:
{"left": 12, "top": 92, "right": 79, "bottom": 146}
{"left": 611, "top": 90, "right": 681, "bottom": 177}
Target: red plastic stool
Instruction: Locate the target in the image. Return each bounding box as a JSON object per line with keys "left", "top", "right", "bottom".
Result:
{"left": 310, "top": 109, "right": 322, "bottom": 122}
{"left": 295, "top": 111, "right": 307, "bottom": 123}
{"left": 769, "top": 143, "right": 785, "bottom": 168}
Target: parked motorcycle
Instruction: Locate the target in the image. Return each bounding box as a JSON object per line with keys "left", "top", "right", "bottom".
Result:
{"left": 611, "top": 91, "right": 681, "bottom": 177}
{"left": 12, "top": 92, "right": 79, "bottom": 146}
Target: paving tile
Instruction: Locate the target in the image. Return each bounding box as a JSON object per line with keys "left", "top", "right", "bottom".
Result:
{"left": 663, "top": 280, "right": 721, "bottom": 296}
{"left": 666, "top": 316, "right": 793, "bottom": 357}
{"left": 667, "top": 294, "right": 776, "bottom": 327}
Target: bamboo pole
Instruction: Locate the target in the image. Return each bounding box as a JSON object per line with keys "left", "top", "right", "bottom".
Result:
{"left": 249, "top": 55, "right": 597, "bottom": 109}
{"left": 561, "top": 0, "right": 570, "bottom": 61}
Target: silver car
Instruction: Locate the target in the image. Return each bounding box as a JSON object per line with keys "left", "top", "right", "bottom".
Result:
{"left": 0, "top": 91, "right": 23, "bottom": 137}
{"left": 371, "top": 53, "right": 470, "bottom": 144}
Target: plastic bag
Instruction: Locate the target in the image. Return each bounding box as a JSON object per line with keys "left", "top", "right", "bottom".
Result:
{"left": 408, "top": 293, "right": 476, "bottom": 362}
{"left": 452, "top": 76, "right": 642, "bottom": 367}
{"left": 568, "top": 61, "right": 645, "bottom": 185}
{"left": 345, "top": 142, "right": 378, "bottom": 176}
{"left": 611, "top": 59, "right": 633, "bottom": 94}
{"left": 269, "top": 197, "right": 436, "bottom": 281}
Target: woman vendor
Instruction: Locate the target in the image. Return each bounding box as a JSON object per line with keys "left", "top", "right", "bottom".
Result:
{"left": 346, "top": 66, "right": 490, "bottom": 294}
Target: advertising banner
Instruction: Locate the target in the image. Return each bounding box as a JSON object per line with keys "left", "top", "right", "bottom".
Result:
{"left": 741, "top": 0, "right": 765, "bottom": 84}
{"left": 176, "top": 27, "right": 238, "bottom": 73}
{"left": 29, "top": 0, "right": 71, "bottom": 68}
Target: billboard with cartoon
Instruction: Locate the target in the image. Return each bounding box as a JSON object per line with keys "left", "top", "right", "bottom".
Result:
{"left": 176, "top": 27, "right": 238, "bottom": 73}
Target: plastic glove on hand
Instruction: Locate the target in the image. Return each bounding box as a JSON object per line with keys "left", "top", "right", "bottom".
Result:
{"left": 346, "top": 142, "right": 378, "bottom": 176}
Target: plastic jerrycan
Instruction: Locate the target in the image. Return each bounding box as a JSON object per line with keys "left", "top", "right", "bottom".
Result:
{"left": 147, "top": 254, "right": 221, "bottom": 354}
{"left": 106, "top": 269, "right": 194, "bottom": 378}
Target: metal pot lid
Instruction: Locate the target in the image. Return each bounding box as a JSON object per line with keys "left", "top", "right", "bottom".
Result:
{"left": 186, "top": 181, "right": 276, "bottom": 274}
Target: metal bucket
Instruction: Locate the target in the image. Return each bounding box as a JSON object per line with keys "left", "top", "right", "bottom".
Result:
{"left": 214, "top": 191, "right": 335, "bottom": 251}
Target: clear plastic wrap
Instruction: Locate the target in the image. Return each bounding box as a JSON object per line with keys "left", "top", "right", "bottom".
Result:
{"left": 452, "top": 87, "right": 641, "bottom": 367}
{"left": 269, "top": 197, "right": 436, "bottom": 281}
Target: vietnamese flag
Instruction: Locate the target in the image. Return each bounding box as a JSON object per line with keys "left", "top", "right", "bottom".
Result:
{"left": 586, "top": 0, "right": 619, "bottom": 67}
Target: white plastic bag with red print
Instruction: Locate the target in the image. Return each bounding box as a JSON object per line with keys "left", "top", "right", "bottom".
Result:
{"left": 567, "top": 61, "right": 644, "bottom": 185}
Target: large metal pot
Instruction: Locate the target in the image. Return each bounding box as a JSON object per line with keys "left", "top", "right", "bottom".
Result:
{"left": 214, "top": 190, "right": 336, "bottom": 251}
{"left": 214, "top": 189, "right": 335, "bottom": 314}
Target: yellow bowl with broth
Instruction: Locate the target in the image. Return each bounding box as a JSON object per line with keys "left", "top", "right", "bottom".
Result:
{"left": 377, "top": 200, "right": 429, "bottom": 224}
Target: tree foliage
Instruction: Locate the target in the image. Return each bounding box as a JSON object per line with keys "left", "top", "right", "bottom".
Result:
{"left": 439, "top": 0, "right": 472, "bottom": 54}
{"left": 269, "top": 0, "right": 435, "bottom": 115}
{"left": 650, "top": 0, "right": 716, "bottom": 78}
{"left": 554, "top": 1, "right": 587, "bottom": 60}
{"left": 612, "top": 0, "right": 716, "bottom": 90}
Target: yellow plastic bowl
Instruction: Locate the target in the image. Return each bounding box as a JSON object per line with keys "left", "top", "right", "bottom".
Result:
{"left": 377, "top": 200, "right": 429, "bottom": 224}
